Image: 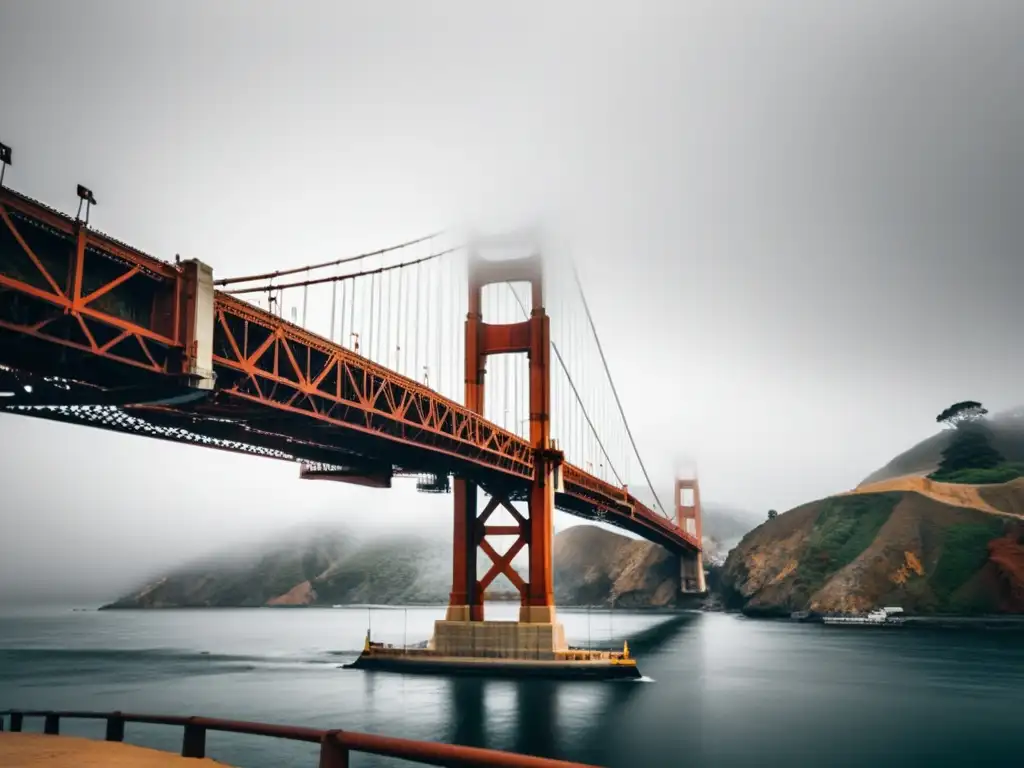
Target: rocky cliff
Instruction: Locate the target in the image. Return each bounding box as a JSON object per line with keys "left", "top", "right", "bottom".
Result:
{"left": 553, "top": 526, "right": 681, "bottom": 607}
{"left": 103, "top": 523, "right": 708, "bottom": 610}
{"left": 720, "top": 477, "right": 1024, "bottom": 616}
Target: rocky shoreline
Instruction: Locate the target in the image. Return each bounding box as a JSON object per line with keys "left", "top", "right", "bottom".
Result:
{"left": 732, "top": 606, "right": 1024, "bottom": 630}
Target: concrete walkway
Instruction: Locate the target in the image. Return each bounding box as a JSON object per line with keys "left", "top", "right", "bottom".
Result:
{"left": 0, "top": 733, "right": 232, "bottom": 767}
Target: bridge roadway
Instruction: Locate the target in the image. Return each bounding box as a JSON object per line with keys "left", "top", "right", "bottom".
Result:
{"left": 0, "top": 184, "right": 699, "bottom": 554}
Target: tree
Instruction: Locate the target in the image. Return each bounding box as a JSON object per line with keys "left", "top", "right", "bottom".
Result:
{"left": 767, "top": 509, "right": 778, "bottom": 520}
{"left": 934, "top": 425, "right": 1004, "bottom": 476}
{"left": 936, "top": 400, "right": 988, "bottom": 429}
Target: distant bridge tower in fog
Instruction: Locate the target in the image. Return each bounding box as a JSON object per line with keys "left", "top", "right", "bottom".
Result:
{"left": 676, "top": 476, "right": 705, "bottom": 593}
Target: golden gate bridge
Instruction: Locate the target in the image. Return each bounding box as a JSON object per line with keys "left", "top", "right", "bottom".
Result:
{"left": 0, "top": 144, "right": 704, "bottom": 667}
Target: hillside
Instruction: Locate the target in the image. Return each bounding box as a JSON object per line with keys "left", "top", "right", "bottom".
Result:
{"left": 103, "top": 529, "right": 454, "bottom": 609}
{"left": 861, "top": 408, "right": 1024, "bottom": 486}
{"left": 553, "top": 526, "right": 679, "bottom": 607}
{"left": 720, "top": 478, "right": 1024, "bottom": 617}
{"left": 103, "top": 524, "right": 694, "bottom": 610}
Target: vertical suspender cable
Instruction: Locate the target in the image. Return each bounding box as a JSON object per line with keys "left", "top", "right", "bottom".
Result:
{"left": 397, "top": 265, "right": 405, "bottom": 374}
{"left": 348, "top": 278, "right": 356, "bottom": 350}
{"left": 503, "top": 287, "right": 509, "bottom": 429}
{"left": 513, "top": 288, "right": 520, "bottom": 437}
{"left": 369, "top": 273, "right": 377, "bottom": 361}
{"left": 574, "top": 307, "right": 581, "bottom": 461}
{"left": 452, "top": 250, "right": 459, "bottom": 402}
{"left": 425, "top": 259, "right": 433, "bottom": 385}
{"left": 387, "top": 267, "right": 394, "bottom": 372}
{"left": 413, "top": 257, "right": 421, "bottom": 384}
{"left": 571, "top": 261, "right": 667, "bottom": 516}
{"left": 387, "top": 268, "right": 395, "bottom": 370}
{"left": 436, "top": 257, "right": 444, "bottom": 395}
{"left": 382, "top": 269, "right": 388, "bottom": 364}
{"left": 442, "top": 256, "right": 449, "bottom": 398}
{"left": 329, "top": 269, "right": 338, "bottom": 342}
{"left": 339, "top": 278, "right": 347, "bottom": 347}
{"left": 375, "top": 267, "right": 384, "bottom": 363}
{"left": 301, "top": 269, "right": 309, "bottom": 328}
{"left": 379, "top": 270, "right": 386, "bottom": 363}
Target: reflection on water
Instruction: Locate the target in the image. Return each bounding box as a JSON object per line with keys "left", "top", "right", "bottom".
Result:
{"left": 1, "top": 605, "right": 1022, "bottom": 767}
{"left": 438, "top": 660, "right": 648, "bottom": 764}
{"left": 448, "top": 676, "right": 485, "bottom": 747}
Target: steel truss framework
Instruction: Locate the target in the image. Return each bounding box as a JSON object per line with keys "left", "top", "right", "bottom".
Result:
{"left": 211, "top": 293, "right": 535, "bottom": 480}
{"left": 560, "top": 464, "right": 700, "bottom": 551}
{"left": 473, "top": 482, "right": 530, "bottom": 604}
{"left": 0, "top": 185, "right": 700, "bottom": 555}
{"left": 0, "top": 188, "right": 182, "bottom": 388}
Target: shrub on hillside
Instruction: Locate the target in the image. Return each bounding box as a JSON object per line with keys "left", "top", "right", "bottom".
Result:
{"left": 930, "top": 462, "right": 1024, "bottom": 485}
{"left": 792, "top": 493, "right": 900, "bottom": 593}
{"left": 930, "top": 519, "right": 1008, "bottom": 609}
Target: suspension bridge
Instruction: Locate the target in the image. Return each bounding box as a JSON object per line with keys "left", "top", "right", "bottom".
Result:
{"left": 0, "top": 148, "right": 705, "bottom": 664}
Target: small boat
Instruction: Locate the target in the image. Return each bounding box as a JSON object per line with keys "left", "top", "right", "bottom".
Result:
{"left": 823, "top": 606, "right": 904, "bottom": 627}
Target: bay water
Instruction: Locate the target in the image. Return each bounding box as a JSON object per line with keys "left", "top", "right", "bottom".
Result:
{"left": 2, "top": 604, "right": 1022, "bottom": 767}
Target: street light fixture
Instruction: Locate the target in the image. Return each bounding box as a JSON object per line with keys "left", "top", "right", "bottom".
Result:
{"left": 75, "top": 184, "right": 97, "bottom": 226}
{"left": 0, "top": 142, "right": 11, "bottom": 188}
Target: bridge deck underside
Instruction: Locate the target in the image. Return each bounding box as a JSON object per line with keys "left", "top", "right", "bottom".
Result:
{"left": 0, "top": 391, "right": 697, "bottom": 553}
{"left": 0, "top": 188, "right": 699, "bottom": 555}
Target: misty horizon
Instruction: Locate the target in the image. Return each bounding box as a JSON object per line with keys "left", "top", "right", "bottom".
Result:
{"left": 0, "top": 464, "right": 764, "bottom": 607}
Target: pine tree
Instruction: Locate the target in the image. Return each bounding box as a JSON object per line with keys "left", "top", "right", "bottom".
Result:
{"left": 935, "top": 424, "right": 1004, "bottom": 475}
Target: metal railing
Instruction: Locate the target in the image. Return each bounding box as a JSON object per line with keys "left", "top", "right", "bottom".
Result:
{"left": 0, "top": 709, "right": 600, "bottom": 767}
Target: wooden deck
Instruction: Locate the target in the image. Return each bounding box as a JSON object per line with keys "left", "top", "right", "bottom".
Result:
{"left": 0, "top": 733, "right": 231, "bottom": 767}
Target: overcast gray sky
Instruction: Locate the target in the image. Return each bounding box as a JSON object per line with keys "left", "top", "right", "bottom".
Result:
{"left": 2, "top": 0, "right": 1023, "bottom": 603}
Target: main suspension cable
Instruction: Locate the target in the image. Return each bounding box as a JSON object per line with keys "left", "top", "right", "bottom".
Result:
{"left": 505, "top": 283, "right": 624, "bottom": 487}
{"left": 214, "top": 231, "right": 445, "bottom": 286}
{"left": 569, "top": 261, "right": 668, "bottom": 518}
{"left": 223, "top": 247, "right": 460, "bottom": 296}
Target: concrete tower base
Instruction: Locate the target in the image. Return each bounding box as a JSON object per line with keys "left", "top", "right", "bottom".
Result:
{"left": 430, "top": 620, "right": 567, "bottom": 660}
{"left": 681, "top": 551, "right": 707, "bottom": 593}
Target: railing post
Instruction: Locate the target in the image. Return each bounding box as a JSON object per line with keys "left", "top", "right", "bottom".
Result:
{"left": 106, "top": 712, "right": 125, "bottom": 742}
{"left": 181, "top": 719, "right": 207, "bottom": 758}
{"left": 318, "top": 730, "right": 349, "bottom": 768}
{"left": 44, "top": 713, "right": 60, "bottom": 735}
{"left": 10, "top": 712, "right": 22, "bottom": 732}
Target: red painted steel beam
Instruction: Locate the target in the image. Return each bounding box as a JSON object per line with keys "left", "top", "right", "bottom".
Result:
{"left": 0, "top": 187, "right": 180, "bottom": 281}
{"left": 478, "top": 320, "right": 532, "bottom": 355}
{"left": 211, "top": 293, "right": 536, "bottom": 480}
{"left": 0, "top": 187, "right": 184, "bottom": 380}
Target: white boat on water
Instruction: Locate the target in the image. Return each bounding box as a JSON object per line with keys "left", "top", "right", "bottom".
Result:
{"left": 822, "top": 606, "right": 905, "bottom": 627}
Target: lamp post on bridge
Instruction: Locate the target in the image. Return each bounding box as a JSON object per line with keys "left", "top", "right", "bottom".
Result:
{"left": 0, "top": 141, "right": 11, "bottom": 188}
{"left": 75, "top": 184, "right": 97, "bottom": 226}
